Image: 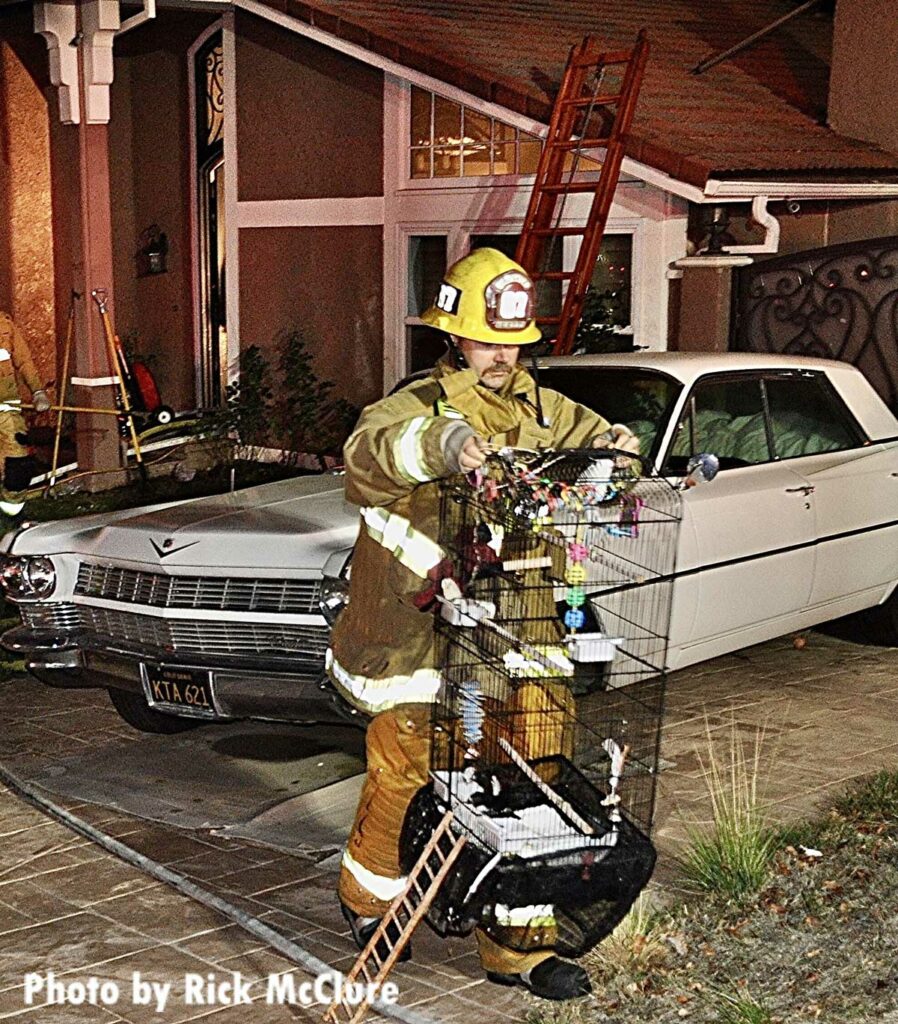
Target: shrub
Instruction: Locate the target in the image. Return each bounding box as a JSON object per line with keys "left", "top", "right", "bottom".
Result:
{"left": 274, "top": 328, "right": 358, "bottom": 457}
{"left": 220, "top": 332, "right": 358, "bottom": 460}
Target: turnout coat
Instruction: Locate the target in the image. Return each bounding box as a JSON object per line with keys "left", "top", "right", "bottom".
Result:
{"left": 328, "top": 358, "right": 611, "bottom": 714}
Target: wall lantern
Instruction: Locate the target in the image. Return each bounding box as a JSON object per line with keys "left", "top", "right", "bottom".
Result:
{"left": 136, "top": 224, "right": 168, "bottom": 276}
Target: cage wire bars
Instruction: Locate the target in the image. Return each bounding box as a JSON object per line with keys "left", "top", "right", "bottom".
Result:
{"left": 403, "top": 448, "right": 681, "bottom": 957}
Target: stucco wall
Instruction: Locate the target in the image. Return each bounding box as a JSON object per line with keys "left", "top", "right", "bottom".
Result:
{"left": 830, "top": 0, "right": 898, "bottom": 157}
{"left": 0, "top": 11, "right": 56, "bottom": 391}
{"left": 770, "top": 198, "right": 898, "bottom": 255}
{"left": 235, "top": 11, "right": 383, "bottom": 202}
{"left": 233, "top": 12, "right": 385, "bottom": 412}
{"left": 238, "top": 226, "right": 383, "bottom": 408}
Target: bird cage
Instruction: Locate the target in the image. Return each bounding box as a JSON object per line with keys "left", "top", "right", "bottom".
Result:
{"left": 405, "top": 448, "right": 681, "bottom": 956}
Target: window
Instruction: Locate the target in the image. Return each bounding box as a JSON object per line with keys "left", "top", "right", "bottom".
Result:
{"left": 540, "top": 367, "right": 682, "bottom": 458}
{"left": 765, "top": 375, "right": 864, "bottom": 457}
{"left": 668, "top": 377, "right": 770, "bottom": 472}
{"left": 410, "top": 87, "right": 600, "bottom": 180}
{"left": 406, "top": 236, "right": 449, "bottom": 372}
{"left": 576, "top": 234, "right": 634, "bottom": 352}
{"left": 194, "top": 32, "right": 226, "bottom": 407}
{"left": 666, "top": 372, "right": 866, "bottom": 473}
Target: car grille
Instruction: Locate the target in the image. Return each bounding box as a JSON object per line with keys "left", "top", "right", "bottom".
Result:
{"left": 75, "top": 563, "right": 322, "bottom": 614}
{"left": 20, "top": 602, "right": 329, "bottom": 659}
{"left": 19, "top": 602, "right": 81, "bottom": 631}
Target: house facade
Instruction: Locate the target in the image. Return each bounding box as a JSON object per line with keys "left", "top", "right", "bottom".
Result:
{"left": 2, "top": 0, "right": 898, "bottom": 475}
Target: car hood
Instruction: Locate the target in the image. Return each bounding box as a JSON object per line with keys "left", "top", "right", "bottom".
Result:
{"left": 6, "top": 474, "right": 360, "bottom": 570}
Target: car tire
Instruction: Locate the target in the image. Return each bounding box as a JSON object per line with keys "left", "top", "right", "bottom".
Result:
{"left": 107, "top": 687, "right": 203, "bottom": 734}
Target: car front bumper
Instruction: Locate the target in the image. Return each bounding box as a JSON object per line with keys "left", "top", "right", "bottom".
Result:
{"left": 2, "top": 624, "right": 363, "bottom": 727}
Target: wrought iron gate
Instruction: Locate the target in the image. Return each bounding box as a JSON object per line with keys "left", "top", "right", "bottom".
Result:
{"left": 733, "top": 236, "right": 898, "bottom": 413}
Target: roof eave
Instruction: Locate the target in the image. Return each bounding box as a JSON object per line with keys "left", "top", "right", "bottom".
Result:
{"left": 236, "top": 0, "right": 898, "bottom": 206}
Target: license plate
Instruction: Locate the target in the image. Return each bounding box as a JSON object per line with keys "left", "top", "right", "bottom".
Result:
{"left": 142, "top": 664, "right": 218, "bottom": 718}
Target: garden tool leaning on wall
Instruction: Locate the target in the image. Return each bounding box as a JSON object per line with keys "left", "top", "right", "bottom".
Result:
{"left": 43, "top": 290, "right": 149, "bottom": 491}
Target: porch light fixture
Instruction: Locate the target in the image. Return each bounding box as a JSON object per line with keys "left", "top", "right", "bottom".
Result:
{"left": 136, "top": 224, "right": 168, "bottom": 276}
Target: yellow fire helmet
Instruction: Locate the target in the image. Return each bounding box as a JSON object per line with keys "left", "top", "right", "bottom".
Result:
{"left": 421, "top": 247, "right": 542, "bottom": 345}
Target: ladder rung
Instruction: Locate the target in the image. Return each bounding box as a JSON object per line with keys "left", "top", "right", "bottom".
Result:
{"left": 536, "top": 315, "right": 562, "bottom": 325}
{"left": 551, "top": 138, "right": 609, "bottom": 151}
{"left": 563, "top": 93, "right": 622, "bottom": 107}
{"left": 572, "top": 49, "right": 634, "bottom": 68}
{"left": 540, "top": 182, "right": 601, "bottom": 194}
{"left": 532, "top": 227, "right": 586, "bottom": 237}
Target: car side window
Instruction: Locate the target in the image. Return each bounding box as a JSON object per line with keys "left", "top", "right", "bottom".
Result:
{"left": 666, "top": 377, "right": 770, "bottom": 472}
{"left": 765, "top": 375, "right": 864, "bottom": 458}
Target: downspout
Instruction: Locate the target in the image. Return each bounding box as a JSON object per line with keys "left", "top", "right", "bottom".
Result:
{"left": 674, "top": 195, "right": 781, "bottom": 268}
{"left": 118, "top": 0, "right": 156, "bottom": 36}
{"left": 725, "top": 195, "right": 780, "bottom": 255}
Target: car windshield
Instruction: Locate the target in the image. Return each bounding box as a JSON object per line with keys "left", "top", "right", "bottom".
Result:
{"left": 538, "top": 366, "right": 682, "bottom": 457}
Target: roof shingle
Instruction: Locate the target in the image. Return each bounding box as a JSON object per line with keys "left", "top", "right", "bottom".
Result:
{"left": 267, "top": 0, "right": 898, "bottom": 187}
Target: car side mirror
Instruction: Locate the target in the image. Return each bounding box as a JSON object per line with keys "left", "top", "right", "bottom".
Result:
{"left": 681, "top": 452, "right": 720, "bottom": 489}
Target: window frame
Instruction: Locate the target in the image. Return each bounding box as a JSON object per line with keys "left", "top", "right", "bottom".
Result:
{"left": 662, "top": 369, "right": 870, "bottom": 474}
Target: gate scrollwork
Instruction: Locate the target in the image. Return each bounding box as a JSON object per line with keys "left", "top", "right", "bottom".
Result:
{"left": 735, "top": 237, "right": 898, "bottom": 412}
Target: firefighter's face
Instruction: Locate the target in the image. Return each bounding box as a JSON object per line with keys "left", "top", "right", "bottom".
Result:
{"left": 454, "top": 337, "right": 520, "bottom": 390}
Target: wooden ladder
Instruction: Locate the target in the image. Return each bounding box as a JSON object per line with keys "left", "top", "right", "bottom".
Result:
{"left": 515, "top": 31, "right": 649, "bottom": 355}
{"left": 323, "top": 812, "right": 467, "bottom": 1024}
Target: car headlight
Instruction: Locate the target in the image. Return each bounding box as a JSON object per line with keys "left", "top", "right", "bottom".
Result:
{"left": 0, "top": 556, "right": 57, "bottom": 600}
{"left": 319, "top": 576, "right": 350, "bottom": 626}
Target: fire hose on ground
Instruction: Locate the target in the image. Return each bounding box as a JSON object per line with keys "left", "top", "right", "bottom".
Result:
{"left": 0, "top": 759, "right": 437, "bottom": 1024}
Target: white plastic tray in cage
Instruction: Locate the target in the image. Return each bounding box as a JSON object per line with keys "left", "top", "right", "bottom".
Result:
{"left": 432, "top": 770, "right": 618, "bottom": 858}
{"left": 565, "top": 632, "right": 624, "bottom": 662}
{"left": 439, "top": 597, "right": 497, "bottom": 627}
{"left": 502, "top": 647, "right": 575, "bottom": 678}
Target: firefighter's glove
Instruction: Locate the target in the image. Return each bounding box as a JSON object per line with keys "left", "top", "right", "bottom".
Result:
{"left": 412, "top": 557, "right": 458, "bottom": 613}
{"left": 32, "top": 389, "right": 51, "bottom": 414}
{"left": 593, "top": 423, "right": 639, "bottom": 455}
{"left": 594, "top": 423, "right": 640, "bottom": 472}
{"left": 458, "top": 433, "right": 490, "bottom": 472}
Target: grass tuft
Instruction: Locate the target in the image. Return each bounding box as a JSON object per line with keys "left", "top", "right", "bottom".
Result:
{"left": 583, "top": 892, "right": 668, "bottom": 984}
{"left": 708, "top": 987, "right": 774, "bottom": 1024}
{"left": 832, "top": 768, "right": 898, "bottom": 829}
{"left": 680, "top": 721, "right": 777, "bottom": 900}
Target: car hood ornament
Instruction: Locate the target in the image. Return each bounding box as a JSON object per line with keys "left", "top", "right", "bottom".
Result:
{"left": 150, "top": 538, "right": 200, "bottom": 559}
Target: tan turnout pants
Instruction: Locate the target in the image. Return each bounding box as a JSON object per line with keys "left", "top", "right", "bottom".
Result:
{"left": 339, "top": 681, "right": 574, "bottom": 974}
{"left": 0, "top": 409, "right": 29, "bottom": 510}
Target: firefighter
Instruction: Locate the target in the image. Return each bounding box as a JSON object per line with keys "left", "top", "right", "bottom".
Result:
{"left": 328, "top": 248, "right": 639, "bottom": 1001}
{"left": 0, "top": 312, "right": 50, "bottom": 518}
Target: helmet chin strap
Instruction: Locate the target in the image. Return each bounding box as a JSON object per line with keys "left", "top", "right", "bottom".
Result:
{"left": 528, "top": 346, "right": 548, "bottom": 428}
{"left": 448, "top": 335, "right": 469, "bottom": 370}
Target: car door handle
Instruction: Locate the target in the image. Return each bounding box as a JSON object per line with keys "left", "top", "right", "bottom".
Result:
{"left": 785, "top": 485, "right": 815, "bottom": 495}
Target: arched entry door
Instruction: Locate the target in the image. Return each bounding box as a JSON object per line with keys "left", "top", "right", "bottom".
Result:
{"left": 734, "top": 236, "right": 898, "bottom": 413}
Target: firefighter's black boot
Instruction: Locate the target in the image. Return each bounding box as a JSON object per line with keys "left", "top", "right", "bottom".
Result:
{"left": 486, "top": 956, "right": 591, "bottom": 1000}
{"left": 340, "top": 903, "right": 412, "bottom": 963}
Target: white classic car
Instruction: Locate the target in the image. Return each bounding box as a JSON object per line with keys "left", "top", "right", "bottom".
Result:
{"left": 2, "top": 353, "right": 897, "bottom": 733}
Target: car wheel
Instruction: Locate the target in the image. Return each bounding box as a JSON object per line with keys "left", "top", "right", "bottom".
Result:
{"left": 107, "top": 687, "right": 203, "bottom": 734}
